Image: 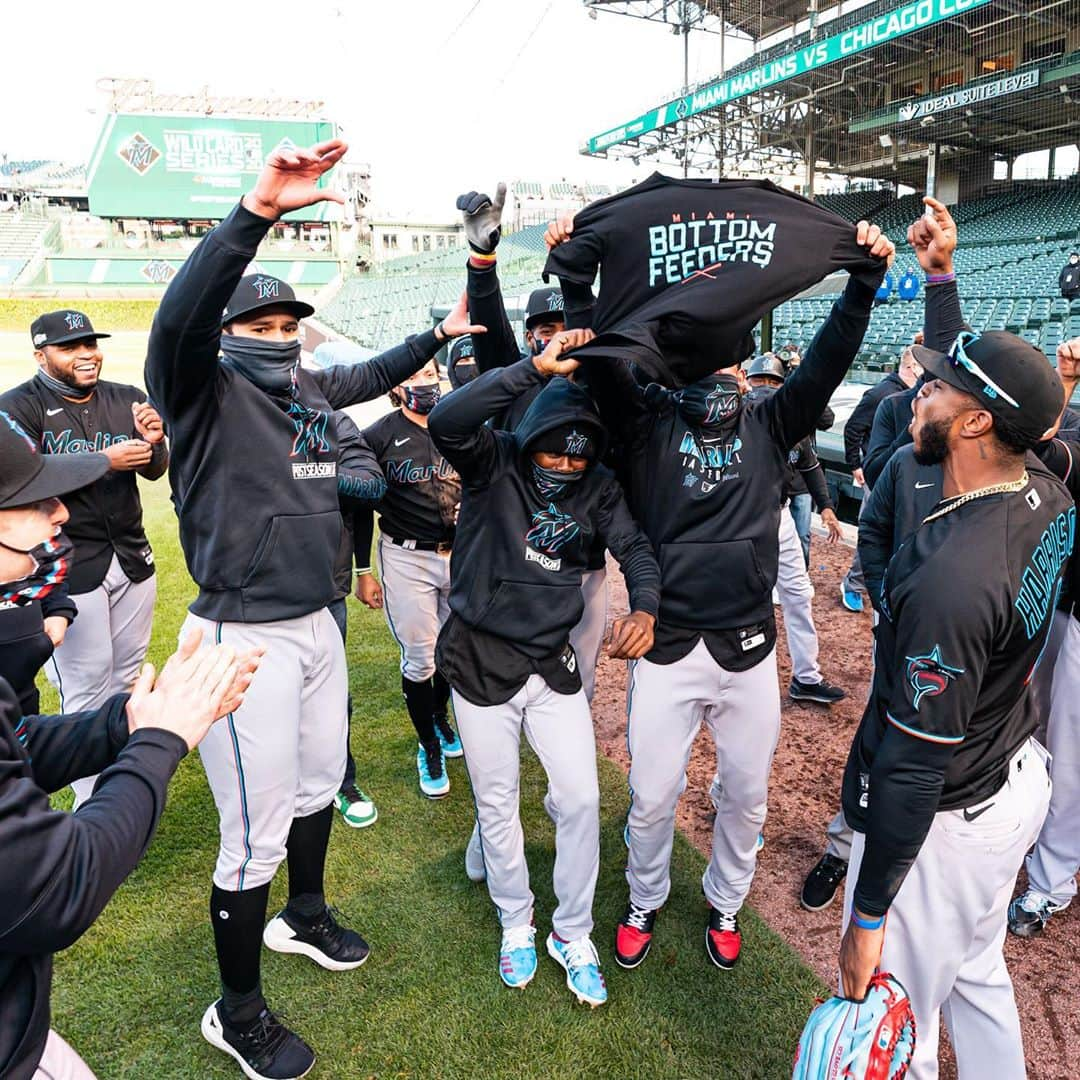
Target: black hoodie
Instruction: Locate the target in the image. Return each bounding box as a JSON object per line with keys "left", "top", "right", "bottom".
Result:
{"left": 429, "top": 359, "right": 660, "bottom": 705}
{"left": 145, "top": 201, "right": 439, "bottom": 624}
{"left": 0, "top": 682, "right": 186, "bottom": 1079}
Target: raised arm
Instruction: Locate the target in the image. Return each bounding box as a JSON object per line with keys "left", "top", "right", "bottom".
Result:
{"left": 146, "top": 139, "right": 347, "bottom": 419}
{"left": 768, "top": 221, "right": 892, "bottom": 451}
{"left": 908, "top": 196, "right": 967, "bottom": 352}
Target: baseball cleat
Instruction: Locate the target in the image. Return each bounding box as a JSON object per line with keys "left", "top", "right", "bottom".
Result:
{"left": 434, "top": 715, "right": 463, "bottom": 758}
{"left": 1008, "top": 889, "right": 1070, "bottom": 939}
{"left": 789, "top": 677, "right": 847, "bottom": 705}
{"left": 333, "top": 783, "right": 378, "bottom": 829}
{"left": 623, "top": 821, "right": 630, "bottom": 849}
{"left": 498, "top": 923, "right": 538, "bottom": 989}
{"left": 417, "top": 742, "right": 450, "bottom": 799}
{"left": 705, "top": 907, "right": 741, "bottom": 970}
{"left": 757, "top": 831, "right": 765, "bottom": 853}
{"left": 546, "top": 932, "right": 608, "bottom": 1007}
{"left": 841, "top": 586, "right": 864, "bottom": 613}
{"left": 615, "top": 902, "right": 658, "bottom": 969}
{"left": 465, "top": 821, "right": 486, "bottom": 882}
{"left": 263, "top": 906, "right": 370, "bottom": 971}
{"left": 201, "top": 999, "right": 315, "bottom": 1080}
{"left": 800, "top": 853, "right": 848, "bottom": 911}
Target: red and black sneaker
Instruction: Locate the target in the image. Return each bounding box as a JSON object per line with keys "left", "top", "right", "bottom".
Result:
{"left": 705, "top": 907, "right": 741, "bottom": 970}
{"left": 615, "top": 902, "right": 658, "bottom": 969}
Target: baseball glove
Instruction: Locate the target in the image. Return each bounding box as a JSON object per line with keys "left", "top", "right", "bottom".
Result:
{"left": 456, "top": 183, "right": 506, "bottom": 254}
{"left": 792, "top": 972, "right": 916, "bottom": 1080}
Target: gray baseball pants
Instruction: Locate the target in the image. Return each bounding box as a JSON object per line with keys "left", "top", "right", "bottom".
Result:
{"left": 454, "top": 675, "right": 599, "bottom": 940}
{"left": 33, "top": 1030, "right": 96, "bottom": 1079}
{"left": 376, "top": 537, "right": 450, "bottom": 682}
{"left": 569, "top": 567, "right": 608, "bottom": 703}
{"left": 626, "top": 640, "right": 781, "bottom": 912}
{"left": 843, "top": 738, "right": 1051, "bottom": 1079}
{"left": 776, "top": 507, "right": 822, "bottom": 684}
{"left": 186, "top": 607, "right": 347, "bottom": 891}
{"left": 46, "top": 553, "right": 156, "bottom": 809}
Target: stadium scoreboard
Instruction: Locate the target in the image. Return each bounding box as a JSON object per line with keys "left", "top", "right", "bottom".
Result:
{"left": 86, "top": 112, "right": 339, "bottom": 221}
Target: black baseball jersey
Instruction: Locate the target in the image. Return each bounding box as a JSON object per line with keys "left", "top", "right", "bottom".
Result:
{"left": 0, "top": 378, "right": 167, "bottom": 594}
{"left": 542, "top": 172, "right": 884, "bottom": 386}
{"left": 361, "top": 410, "right": 460, "bottom": 543}
{"left": 842, "top": 461, "right": 1074, "bottom": 915}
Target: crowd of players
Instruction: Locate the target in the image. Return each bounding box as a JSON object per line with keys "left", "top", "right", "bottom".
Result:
{"left": 0, "top": 137, "right": 1077, "bottom": 1080}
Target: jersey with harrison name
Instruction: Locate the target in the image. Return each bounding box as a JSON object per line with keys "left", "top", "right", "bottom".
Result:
{"left": 542, "top": 172, "right": 883, "bottom": 386}
{"left": 844, "top": 460, "right": 1074, "bottom": 825}
{"left": 0, "top": 377, "right": 166, "bottom": 594}
{"left": 361, "top": 409, "right": 461, "bottom": 544}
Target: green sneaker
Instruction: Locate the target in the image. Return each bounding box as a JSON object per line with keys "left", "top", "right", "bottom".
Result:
{"left": 334, "top": 783, "right": 378, "bottom": 828}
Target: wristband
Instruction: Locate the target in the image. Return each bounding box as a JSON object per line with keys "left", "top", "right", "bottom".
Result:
{"left": 469, "top": 250, "right": 498, "bottom": 267}
{"left": 354, "top": 567, "right": 372, "bottom": 576}
{"left": 850, "top": 909, "right": 885, "bottom": 931}
{"left": 925, "top": 272, "right": 955, "bottom": 285}
{"left": 434, "top": 322, "right": 447, "bottom": 343}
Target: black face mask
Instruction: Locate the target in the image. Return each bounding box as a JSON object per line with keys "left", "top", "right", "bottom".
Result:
{"left": 0, "top": 530, "right": 74, "bottom": 606}
{"left": 675, "top": 374, "right": 742, "bottom": 429}
{"left": 531, "top": 461, "right": 585, "bottom": 501}
{"left": 400, "top": 383, "right": 442, "bottom": 415}
{"left": 220, "top": 334, "right": 301, "bottom": 392}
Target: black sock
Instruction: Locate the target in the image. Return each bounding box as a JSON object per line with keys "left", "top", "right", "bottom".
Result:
{"left": 211, "top": 883, "right": 270, "bottom": 1022}
{"left": 285, "top": 805, "right": 333, "bottom": 919}
{"left": 402, "top": 675, "right": 437, "bottom": 746}
{"left": 432, "top": 670, "right": 451, "bottom": 720}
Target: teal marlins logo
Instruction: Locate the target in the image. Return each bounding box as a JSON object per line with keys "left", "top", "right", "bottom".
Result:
{"left": 526, "top": 503, "right": 580, "bottom": 556}
{"left": 905, "top": 645, "right": 964, "bottom": 710}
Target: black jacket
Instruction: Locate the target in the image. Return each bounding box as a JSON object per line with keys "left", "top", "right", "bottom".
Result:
{"left": 592, "top": 277, "right": 875, "bottom": 649}
{"left": 844, "top": 372, "right": 908, "bottom": 470}
{"left": 0, "top": 587, "right": 78, "bottom": 714}
{"left": 332, "top": 410, "right": 386, "bottom": 600}
{"left": 144, "top": 202, "right": 440, "bottom": 623}
{"left": 1060, "top": 261, "right": 1080, "bottom": 300}
{"left": 0, "top": 379, "right": 167, "bottom": 594}
{"left": 429, "top": 359, "right": 660, "bottom": 667}
{"left": 0, "top": 683, "right": 186, "bottom": 1079}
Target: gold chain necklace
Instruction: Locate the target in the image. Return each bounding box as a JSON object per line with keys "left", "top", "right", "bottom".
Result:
{"left": 922, "top": 470, "right": 1029, "bottom": 525}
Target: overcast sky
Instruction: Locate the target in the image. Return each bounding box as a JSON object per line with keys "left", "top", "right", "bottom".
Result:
{"left": 2, "top": 0, "right": 767, "bottom": 218}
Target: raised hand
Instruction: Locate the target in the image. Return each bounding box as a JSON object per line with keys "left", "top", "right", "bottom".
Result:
{"left": 906, "top": 196, "right": 956, "bottom": 277}
{"left": 243, "top": 139, "right": 348, "bottom": 221}
{"left": 457, "top": 184, "right": 506, "bottom": 254}
{"left": 532, "top": 329, "right": 596, "bottom": 377}
{"left": 854, "top": 221, "right": 895, "bottom": 268}
{"left": 544, "top": 212, "right": 575, "bottom": 251}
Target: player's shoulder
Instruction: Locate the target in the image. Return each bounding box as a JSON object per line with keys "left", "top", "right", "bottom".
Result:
{"left": 362, "top": 409, "right": 401, "bottom": 442}
{"left": 99, "top": 380, "right": 146, "bottom": 403}
{"left": 0, "top": 378, "right": 43, "bottom": 423}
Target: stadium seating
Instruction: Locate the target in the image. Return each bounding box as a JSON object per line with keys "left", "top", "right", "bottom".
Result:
{"left": 0, "top": 214, "right": 58, "bottom": 283}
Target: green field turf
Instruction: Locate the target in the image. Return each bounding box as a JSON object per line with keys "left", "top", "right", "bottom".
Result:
{"left": 5, "top": 330, "right": 824, "bottom": 1079}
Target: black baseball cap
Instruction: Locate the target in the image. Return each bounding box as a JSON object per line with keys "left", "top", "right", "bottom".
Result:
{"left": 448, "top": 335, "right": 475, "bottom": 365}
{"left": 524, "top": 287, "right": 565, "bottom": 331}
{"left": 744, "top": 353, "right": 787, "bottom": 381}
{"left": 0, "top": 410, "right": 109, "bottom": 509}
{"left": 222, "top": 274, "right": 315, "bottom": 326}
{"left": 30, "top": 310, "right": 111, "bottom": 349}
{"left": 913, "top": 330, "right": 1063, "bottom": 443}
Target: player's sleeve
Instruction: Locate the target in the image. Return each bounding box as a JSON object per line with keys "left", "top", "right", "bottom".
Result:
{"left": 352, "top": 506, "right": 376, "bottom": 572}
{"left": 857, "top": 455, "right": 899, "bottom": 613}
{"left": 312, "top": 330, "right": 441, "bottom": 410}
{"left": 334, "top": 412, "right": 386, "bottom": 505}
{"left": 924, "top": 278, "right": 968, "bottom": 353}
{"left": 862, "top": 395, "right": 907, "bottom": 489}
{"left": 542, "top": 210, "right": 601, "bottom": 330}
{"left": 585, "top": 356, "right": 654, "bottom": 453}
{"left": 145, "top": 201, "right": 272, "bottom": 420}
{"left": 594, "top": 477, "right": 660, "bottom": 618}
{"left": 428, "top": 358, "right": 541, "bottom": 485}
{"left": 767, "top": 277, "right": 876, "bottom": 451}
{"left": 0, "top": 387, "right": 43, "bottom": 440}
{"left": 853, "top": 569, "right": 993, "bottom": 916}
{"left": 40, "top": 581, "right": 77, "bottom": 624}
{"left": 844, "top": 386, "right": 880, "bottom": 468}
{"left": 795, "top": 438, "right": 834, "bottom": 512}
{"left": 1033, "top": 436, "right": 1080, "bottom": 502}
{"left": 466, "top": 262, "right": 522, "bottom": 372}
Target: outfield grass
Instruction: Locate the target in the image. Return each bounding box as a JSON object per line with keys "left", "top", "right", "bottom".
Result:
{"left": 11, "top": 333, "right": 825, "bottom": 1078}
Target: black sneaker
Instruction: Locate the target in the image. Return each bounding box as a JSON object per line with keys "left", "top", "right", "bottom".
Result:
{"left": 789, "top": 677, "right": 847, "bottom": 705}
{"left": 262, "top": 905, "right": 370, "bottom": 971}
{"left": 201, "top": 1000, "right": 315, "bottom": 1080}
{"left": 800, "top": 853, "right": 848, "bottom": 911}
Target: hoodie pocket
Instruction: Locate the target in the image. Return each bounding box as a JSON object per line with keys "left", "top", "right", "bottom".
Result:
{"left": 658, "top": 540, "right": 767, "bottom": 618}
{"left": 475, "top": 579, "right": 584, "bottom": 645}
{"left": 241, "top": 512, "right": 341, "bottom": 606}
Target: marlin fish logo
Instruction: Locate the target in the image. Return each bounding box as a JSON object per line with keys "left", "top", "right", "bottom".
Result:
{"left": 64, "top": 312, "right": 85, "bottom": 331}
{"left": 252, "top": 276, "right": 280, "bottom": 300}
{"left": 288, "top": 400, "right": 330, "bottom": 457}
{"left": 565, "top": 429, "right": 589, "bottom": 456}
{"left": 905, "top": 645, "right": 964, "bottom": 710}
{"left": 703, "top": 384, "right": 738, "bottom": 425}
{"left": 525, "top": 503, "right": 580, "bottom": 556}
{"left": 546, "top": 291, "right": 564, "bottom": 312}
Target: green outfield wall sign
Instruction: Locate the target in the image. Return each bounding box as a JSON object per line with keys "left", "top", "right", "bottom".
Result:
{"left": 585, "top": 0, "right": 992, "bottom": 154}
{"left": 86, "top": 113, "right": 339, "bottom": 221}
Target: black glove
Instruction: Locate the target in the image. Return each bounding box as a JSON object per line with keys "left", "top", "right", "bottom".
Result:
{"left": 456, "top": 182, "right": 507, "bottom": 255}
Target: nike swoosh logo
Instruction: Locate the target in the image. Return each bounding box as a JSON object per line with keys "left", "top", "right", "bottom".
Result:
{"left": 394, "top": 437, "right": 409, "bottom": 446}
{"left": 962, "top": 802, "right": 993, "bottom": 822}
{"left": 915, "top": 481, "right": 934, "bottom": 489}
{"left": 46, "top": 408, "right": 64, "bottom": 416}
